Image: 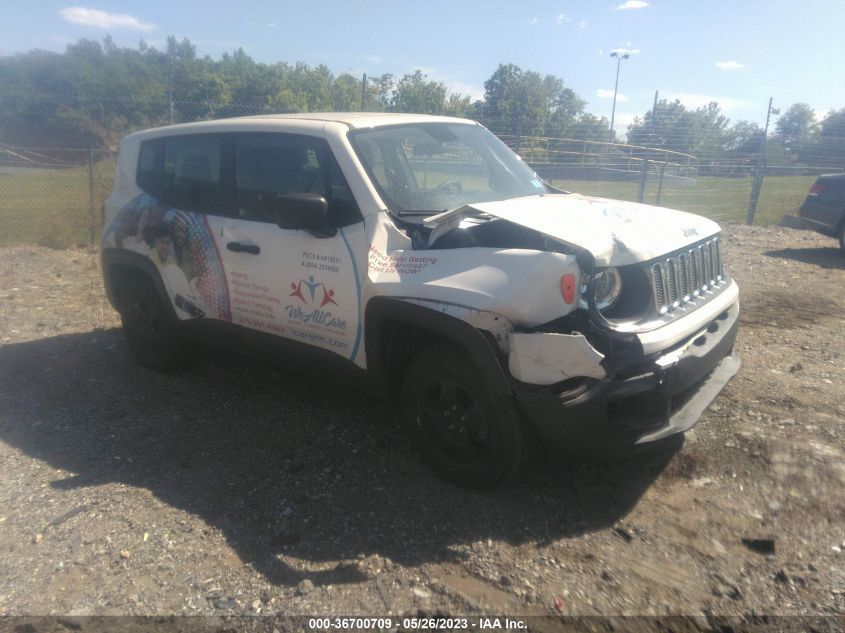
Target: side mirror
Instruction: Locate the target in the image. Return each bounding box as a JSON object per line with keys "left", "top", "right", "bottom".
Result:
{"left": 275, "top": 193, "right": 336, "bottom": 238}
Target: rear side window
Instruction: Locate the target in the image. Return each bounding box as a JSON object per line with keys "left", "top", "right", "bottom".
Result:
{"left": 134, "top": 131, "right": 361, "bottom": 225}
{"left": 135, "top": 135, "right": 227, "bottom": 215}
{"left": 162, "top": 136, "right": 225, "bottom": 214}
{"left": 136, "top": 139, "right": 163, "bottom": 194}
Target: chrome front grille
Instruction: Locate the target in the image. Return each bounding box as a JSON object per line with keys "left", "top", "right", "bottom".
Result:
{"left": 651, "top": 237, "right": 725, "bottom": 315}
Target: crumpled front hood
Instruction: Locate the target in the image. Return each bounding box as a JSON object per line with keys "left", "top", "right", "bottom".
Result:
{"left": 465, "top": 194, "right": 721, "bottom": 267}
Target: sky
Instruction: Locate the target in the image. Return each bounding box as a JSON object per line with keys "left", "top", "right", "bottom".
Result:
{"left": 1, "top": 0, "right": 844, "bottom": 133}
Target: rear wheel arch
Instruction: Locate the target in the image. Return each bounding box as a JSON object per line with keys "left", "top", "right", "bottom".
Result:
{"left": 119, "top": 275, "right": 188, "bottom": 371}
{"left": 102, "top": 248, "right": 175, "bottom": 318}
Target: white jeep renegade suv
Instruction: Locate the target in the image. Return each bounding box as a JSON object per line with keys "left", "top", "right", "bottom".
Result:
{"left": 101, "top": 113, "right": 741, "bottom": 488}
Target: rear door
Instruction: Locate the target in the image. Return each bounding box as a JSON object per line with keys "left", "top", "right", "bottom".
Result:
{"left": 103, "top": 133, "right": 234, "bottom": 324}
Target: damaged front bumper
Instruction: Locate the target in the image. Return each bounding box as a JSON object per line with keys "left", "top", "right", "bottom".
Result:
{"left": 511, "top": 297, "right": 741, "bottom": 453}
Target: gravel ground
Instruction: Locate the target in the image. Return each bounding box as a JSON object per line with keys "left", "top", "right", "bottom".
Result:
{"left": 0, "top": 224, "right": 843, "bottom": 621}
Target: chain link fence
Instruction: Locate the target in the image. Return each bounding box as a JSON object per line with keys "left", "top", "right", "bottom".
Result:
{"left": 0, "top": 146, "right": 116, "bottom": 248}
{"left": 2, "top": 100, "right": 844, "bottom": 249}
{"left": 481, "top": 113, "right": 845, "bottom": 228}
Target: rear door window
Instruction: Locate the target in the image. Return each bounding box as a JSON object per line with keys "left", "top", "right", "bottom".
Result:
{"left": 161, "top": 135, "right": 226, "bottom": 215}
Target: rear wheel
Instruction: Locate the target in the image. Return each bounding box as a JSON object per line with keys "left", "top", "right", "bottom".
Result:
{"left": 400, "top": 344, "right": 525, "bottom": 489}
{"left": 120, "top": 277, "right": 186, "bottom": 371}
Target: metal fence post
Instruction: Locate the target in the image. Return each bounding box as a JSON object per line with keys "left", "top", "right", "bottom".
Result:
{"left": 655, "top": 158, "right": 668, "bottom": 206}
{"left": 637, "top": 148, "right": 649, "bottom": 203}
{"left": 88, "top": 146, "right": 96, "bottom": 245}
{"left": 746, "top": 97, "right": 774, "bottom": 225}
{"left": 638, "top": 91, "right": 659, "bottom": 204}
{"left": 515, "top": 115, "right": 523, "bottom": 157}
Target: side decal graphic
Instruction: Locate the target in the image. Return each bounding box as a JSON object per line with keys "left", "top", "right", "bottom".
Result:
{"left": 103, "top": 194, "right": 231, "bottom": 321}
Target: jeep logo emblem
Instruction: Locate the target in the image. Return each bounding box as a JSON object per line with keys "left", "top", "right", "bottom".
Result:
{"left": 683, "top": 228, "right": 699, "bottom": 238}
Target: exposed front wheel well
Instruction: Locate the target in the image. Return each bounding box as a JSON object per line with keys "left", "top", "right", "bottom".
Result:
{"left": 364, "top": 297, "right": 513, "bottom": 400}
{"left": 379, "top": 320, "right": 451, "bottom": 398}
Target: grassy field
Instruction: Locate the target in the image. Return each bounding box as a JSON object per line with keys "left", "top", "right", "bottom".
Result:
{"left": 549, "top": 174, "right": 816, "bottom": 226}
{"left": 0, "top": 165, "right": 815, "bottom": 249}
{"left": 0, "top": 159, "right": 115, "bottom": 248}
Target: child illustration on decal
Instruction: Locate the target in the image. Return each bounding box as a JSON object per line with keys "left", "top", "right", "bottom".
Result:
{"left": 146, "top": 225, "right": 205, "bottom": 319}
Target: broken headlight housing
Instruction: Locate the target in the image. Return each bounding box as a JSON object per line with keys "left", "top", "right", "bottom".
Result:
{"left": 585, "top": 267, "right": 623, "bottom": 311}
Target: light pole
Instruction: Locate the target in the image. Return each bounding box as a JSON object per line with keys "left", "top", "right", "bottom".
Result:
{"left": 609, "top": 51, "right": 629, "bottom": 143}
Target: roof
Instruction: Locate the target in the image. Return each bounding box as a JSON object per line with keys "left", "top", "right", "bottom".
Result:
{"left": 125, "top": 112, "right": 478, "bottom": 141}
{"left": 241, "top": 111, "right": 475, "bottom": 129}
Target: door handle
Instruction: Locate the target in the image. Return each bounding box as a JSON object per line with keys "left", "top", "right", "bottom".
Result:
{"left": 226, "top": 242, "right": 260, "bottom": 255}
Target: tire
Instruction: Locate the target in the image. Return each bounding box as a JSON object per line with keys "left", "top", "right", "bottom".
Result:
{"left": 119, "top": 277, "right": 187, "bottom": 371}
{"left": 400, "top": 344, "right": 525, "bottom": 489}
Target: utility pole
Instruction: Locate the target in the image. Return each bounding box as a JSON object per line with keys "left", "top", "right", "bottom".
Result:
{"left": 168, "top": 52, "right": 174, "bottom": 125}
{"left": 638, "top": 90, "right": 658, "bottom": 203}
{"left": 746, "top": 97, "right": 775, "bottom": 225}
{"left": 608, "top": 51, "right": 629, "bottom": 143}
{"left": 361, "top": 73, "right": 367, "bottom": 112}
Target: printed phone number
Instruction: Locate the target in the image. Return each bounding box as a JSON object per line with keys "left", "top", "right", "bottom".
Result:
{"left": 307, "top": 618, "right": 471, "bottom": 630}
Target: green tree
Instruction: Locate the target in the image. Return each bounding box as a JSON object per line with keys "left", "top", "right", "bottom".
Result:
{"left": 774, "top": 103, "right": 817, "bottom": 162}
{"left": 725, "top": 120, "right": 763, "bottom": 154}
{"left": 627, "top": 99, "right": 729, "bottom": 156}
{"left": 811, "top": 107, "right": 845, "bottom": 169}
{"left": 363, "top": 74, "right": 393, "bottom": 111}
{"left": 481, "top": 63, "right": 586, "bottom": 136}
{"left": 390, "top": 70, "right": 447, "bottom": 114}
{"left": 442, "top": 93, "right": 474, "bottom": 118}
{"left": 332, "top": 73, "right": 362, "bottom": 111}
{"left": 566, "top": 113, "right": 612, "bottom": 143}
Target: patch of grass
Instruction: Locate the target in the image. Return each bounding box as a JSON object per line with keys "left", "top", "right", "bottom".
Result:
{"left": 550, "top": 175, "right": 817, "bottom": 225}
{"left": 0, "top": 159, "right": 115, "bottom": 248}
{"left": 0, "top": 163, "right": 816, "bottom": 250}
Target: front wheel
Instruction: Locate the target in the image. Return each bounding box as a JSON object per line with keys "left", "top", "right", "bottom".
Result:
{"left": 400, "top": 345, "right": 525, "bottom": 489}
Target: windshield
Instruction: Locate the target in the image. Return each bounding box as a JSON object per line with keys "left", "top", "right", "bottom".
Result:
{"left": 349, "top": 122, "right": 547, "bottom": 216}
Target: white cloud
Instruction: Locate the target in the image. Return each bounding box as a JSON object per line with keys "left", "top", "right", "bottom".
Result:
{"left": 611, "top": 47, "right": 640, "bottom": 55}
{"left": 616, "top": 1, "right": 650, "bottom": 9}
{"left": 614, "top": 112, "right": 638, "bottom": 126}
{"left": 529, "top": 16, "right": 538, "bottom": 25}
{"left": 58, "top": 6, "right": 156, "bottom": 31}
{"left": 811, "top": 107, "right": 842, "bottom": 123}
{"left": 408, "top": 66, "right": 484, "bottom": 101}
{"left": 597, "top": 89, "right": 627, "bottom": 101}
{"left": 555, "top": 13, "right": 572, "bottom": 24}
{"left": 361, "top": 54, "right": 382, "bottom": 65}
{"left": 578, "top": 20, "right": 589, "bottom": 29}
{"left": 446, "top": 80, "right": 485, "bottom": 102}
{"left": 667, "top": 92, "right": 749, "bottom": 111}
{"left": 715, "top": 60, "right": 745, "bottom": 70}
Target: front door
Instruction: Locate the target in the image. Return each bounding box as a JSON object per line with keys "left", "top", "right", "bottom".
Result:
{"left": 209, "top": 132, "right": 365, "bottom": 363}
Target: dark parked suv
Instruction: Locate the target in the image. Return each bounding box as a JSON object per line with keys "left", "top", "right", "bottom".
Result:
{"left": 800, "top": 174, "right": 845, "bottom": 251}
